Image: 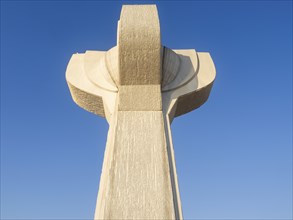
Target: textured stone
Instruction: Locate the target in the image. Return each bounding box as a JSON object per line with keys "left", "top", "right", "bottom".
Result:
{"left": 66, "top": 4, "right": 216, "bottom": 220}
{"left": 118, "top": 85, "right": 162, "bottom": 111}
{"left": 118, "top": 5, "right": 161, "bottom": 85}
{"left": 95, "top": 111, "right": 175, "bottom": 219}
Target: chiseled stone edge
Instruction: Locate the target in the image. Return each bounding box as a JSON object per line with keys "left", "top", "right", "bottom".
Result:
{"left": 175, "top": 82, "right": 214, "bottom": 117}
{"left": 67, "top": 80, "right": 105, "bottom": 117}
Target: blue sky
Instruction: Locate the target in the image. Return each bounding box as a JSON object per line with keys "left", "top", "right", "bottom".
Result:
{"left": 1, "top": 1, "right": 292, "bottom": 219}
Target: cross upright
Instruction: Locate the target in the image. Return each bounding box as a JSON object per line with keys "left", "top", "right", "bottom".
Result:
{"left": 66, "top": 5, "right": 216, "bottom": 220}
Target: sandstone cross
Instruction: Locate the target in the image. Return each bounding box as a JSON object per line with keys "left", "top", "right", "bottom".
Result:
{"left": 66, "top": 5, "right": 216, "bottom": 219}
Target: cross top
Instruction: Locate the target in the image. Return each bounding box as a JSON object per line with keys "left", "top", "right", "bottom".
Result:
{"left": 67, "top": 5, "right": 215, "bottom": 121}
{"left": 66, "top": 5, "right": 215, "bottom": 220}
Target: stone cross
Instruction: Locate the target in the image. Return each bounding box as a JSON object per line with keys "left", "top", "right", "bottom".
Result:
{"left": 66, "top": 5, "right": 216, "bottom": 220}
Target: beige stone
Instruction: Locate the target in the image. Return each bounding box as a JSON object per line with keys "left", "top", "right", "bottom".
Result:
{"left": 66, "top": 4, "right": 216, "bottom": 220}
{"left": 118, "top": 5, "right": 161, "bottom": 85}
{"left": 118, "top": 85, "right": 162, "bottom": 111}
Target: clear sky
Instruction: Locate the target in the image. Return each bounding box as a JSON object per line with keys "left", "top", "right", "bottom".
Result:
{"left": 1, "top": 1, "right": 292, "bottom": 219}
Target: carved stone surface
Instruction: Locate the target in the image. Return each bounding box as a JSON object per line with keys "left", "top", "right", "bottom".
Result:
{"left": 66, "top": 4, "right": 216, "bottom": 219}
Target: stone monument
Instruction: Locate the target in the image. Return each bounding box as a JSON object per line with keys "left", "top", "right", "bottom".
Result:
{"left": 66, "top": 5, "right": 216, "bottom": 219}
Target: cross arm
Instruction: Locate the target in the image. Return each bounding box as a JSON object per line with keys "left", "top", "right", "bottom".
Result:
{"left": 66, "top": 48, "right": 216, "bottom": 122}
{"left": 66, "top": 51, "right": 117, "bottom": 121}
{"left": 162, "top": 49, "right": 216, "bottom": 122}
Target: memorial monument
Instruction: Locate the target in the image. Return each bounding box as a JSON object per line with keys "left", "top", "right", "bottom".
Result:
{"left": 66, "top": 5, "right": 216, "bottom": 219}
